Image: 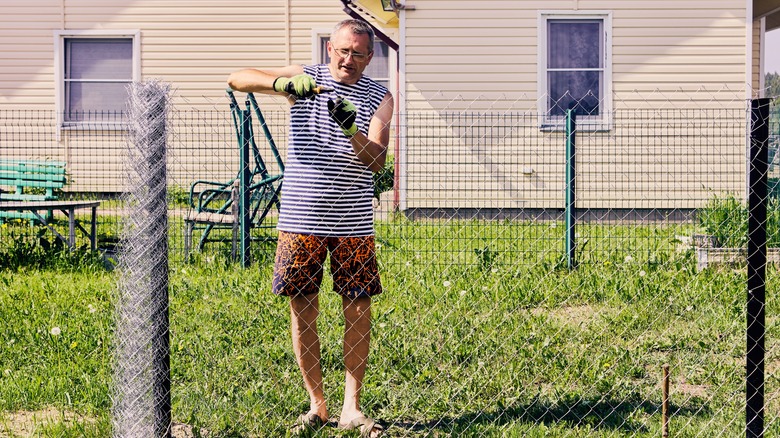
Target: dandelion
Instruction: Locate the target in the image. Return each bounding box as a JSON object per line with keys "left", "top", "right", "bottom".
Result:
{"left": 624, "top": 255, "right": 634, "bottom": 263}
{"left": 379, "top": 322, "right": 387, "bottom": 329}
{"left": 70, "top": 341, "right": 78, "bottom": 349}
{"left": 236, "top": 355, "right": 245, "bottom": 360}
{"left": 478, "top": 361, "right": 485, "bottom": 368}
{"left": 50, "top": 327, "right": 61, "bottom": 336}
{"left": 405, "top": 261, "right": 412, "bottom": 267}
{"left": 443, "top": 281, "right": 451, "bottom": 288}
{"left": 3, "top": 369, "right": 10, "bottom": 376}
{"left": 685, "top": 305, "right": 693, "bottom": 312}
{"left": 482, "top": 286, "right": 488, "bottom": 291}
{"left": 459, "top": 290, "right": 467, "bottom": 297}
{"left": 639, "top": 270, "right": 646, "bottom": 277}
{"left": 88, "top": 304, "right": 97, "bottom": 314}
{"left": 491, "top": 268, "right": 498, "bottom": 274}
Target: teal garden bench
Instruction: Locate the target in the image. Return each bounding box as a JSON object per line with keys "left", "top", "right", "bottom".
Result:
{"left": 0, "top": 159, "right": 67, "bottom": 222}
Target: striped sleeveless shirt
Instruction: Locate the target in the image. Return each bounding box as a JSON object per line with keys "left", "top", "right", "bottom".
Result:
{"left": 276, "top": 64, "right": 388, "bottom": 237}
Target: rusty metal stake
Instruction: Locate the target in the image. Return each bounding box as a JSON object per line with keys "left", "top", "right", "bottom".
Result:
{"left": 662, "top": 364, "right": 670, "bottom": 437}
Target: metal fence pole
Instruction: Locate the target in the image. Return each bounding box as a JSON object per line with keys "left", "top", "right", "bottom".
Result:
{"left": 565, "top": 108, "right": 577, "bottom": 270}
{"left": 747, "top": 97, "right": 770, "bottom": 438}
{"left": 239, "top": 103, "right": 251, "bottom": 267}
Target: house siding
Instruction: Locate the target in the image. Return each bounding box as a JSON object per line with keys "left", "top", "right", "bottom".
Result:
{"left": 753, "top": 18, "right": 762, "bottom": 93}
{"left": 0, "top": 1, "right": 351, "bottom": 110}
{"left": 0, "top": 2, "right": 61, "bottom": 108}
{"left": 0, "top": 1, "right": 348, "bottom": 192}
{"left": 0, "top": 1, "right": 760, "bottom": 205}
{"left": 401, "top": 0, "right": 750, "bottom": 211}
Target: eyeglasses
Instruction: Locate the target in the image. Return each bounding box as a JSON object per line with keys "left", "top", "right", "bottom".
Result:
{"left": 332, "top": 47, "right": 370, "bottom": 61}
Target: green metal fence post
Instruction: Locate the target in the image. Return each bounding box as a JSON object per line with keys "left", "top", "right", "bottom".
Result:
{"left": 565, "top": 108, "right": 577, "bottom": 270}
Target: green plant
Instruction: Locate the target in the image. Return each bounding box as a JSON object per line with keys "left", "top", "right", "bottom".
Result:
{"left": 698, "top": 195, "right": 747, "bottom": 248}
{"left": 698, "top": 195, "right": 780, "bottom": 248}
{"left": 373, "top": 155, "right": 394, "bottom": 200}
{"left": 474, "top": 241, "right": 498, "bottom": 272}
{"left": 167, "top": 184, "right": 192, "bottom": 208}
{"left": 0, "top": 222, "right": 104, "bottom": 271}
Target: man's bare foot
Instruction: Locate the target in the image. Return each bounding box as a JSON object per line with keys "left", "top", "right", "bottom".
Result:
{"left": 338, "top": 412, "right": 384, "bottom": 437}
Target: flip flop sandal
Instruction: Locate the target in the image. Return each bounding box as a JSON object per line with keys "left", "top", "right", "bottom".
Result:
{"left": 338, "top": 415, "right": 385, "bottom": 438}
{"left": 290, "top": 412, "right": 326, "bottom": 436}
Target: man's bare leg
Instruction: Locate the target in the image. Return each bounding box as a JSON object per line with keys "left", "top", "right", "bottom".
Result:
{"left": 290, "top": 293, "right": 328, "bottom": 421}
{"left": 339, "top": 295, "right": 372, "bottom": 424}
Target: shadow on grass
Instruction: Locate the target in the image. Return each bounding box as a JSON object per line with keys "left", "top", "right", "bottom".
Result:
{"left": 388, "top": 392, "right": 710, "bottom": 434}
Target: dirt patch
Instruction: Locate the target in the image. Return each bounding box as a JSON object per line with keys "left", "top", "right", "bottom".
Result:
{"left": 675, "top": 383, "right": 710, "bottom": 399}
{"left": 0, "top": 410, "right": 206, "bottom": 438}
{"left": 0, "top": 408, "right": 91, "bottom": 437}
{"left": 532, "top": 304, "right": 599, "bottom": 327}
{"left": 172, "top": 422, "right": 210, "bottom": 438}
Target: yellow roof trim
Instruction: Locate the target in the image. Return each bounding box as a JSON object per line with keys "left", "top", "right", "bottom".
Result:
{"left": 353, "top": 0, "right": 398, "bottom": 27}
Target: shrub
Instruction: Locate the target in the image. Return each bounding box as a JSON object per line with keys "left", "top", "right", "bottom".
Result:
{"left": 698, "top": 195, "right": 780, "bottom": 247}
{"left": 373, "top": 155, "right": 394, "bottom": 200}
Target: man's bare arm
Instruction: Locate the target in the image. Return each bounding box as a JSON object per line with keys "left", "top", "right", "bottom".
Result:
{"left": 227, "top": 65, "right": 305, "bottom": 96}
{"left": 350, "top": 92, "right": 394, "bottom": 172}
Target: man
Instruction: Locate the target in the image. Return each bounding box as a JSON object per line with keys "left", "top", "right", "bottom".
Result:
{"left": 228, "top": 18, "right": 392, "bottom": 437}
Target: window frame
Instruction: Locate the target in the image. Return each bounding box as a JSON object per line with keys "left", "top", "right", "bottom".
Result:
{"left": 54, "top": 29, "right": 141, "bottom": 129}
{"left": 537, "top": 11, "right": 612, "bottom": 131}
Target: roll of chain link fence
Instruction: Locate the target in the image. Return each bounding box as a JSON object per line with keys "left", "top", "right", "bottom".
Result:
{"left": 113, "top": 81, "right": 172, "bottom": 438}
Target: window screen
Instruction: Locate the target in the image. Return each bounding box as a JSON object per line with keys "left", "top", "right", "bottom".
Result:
{"left": 64, "top": 38, "right": 133, "bottom": 122}
{"left": 546, "top": 20, "right": 603, "bottom": 117}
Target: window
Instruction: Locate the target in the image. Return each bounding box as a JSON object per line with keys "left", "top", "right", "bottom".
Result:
{"left": 55, "top": 31, "right": 140, "bottom": 126}
{"left": 317, "top": 35, "right": 391, "bottom": 90}
{"left": 539, "top": 13, "right": 611, "bottom": 128}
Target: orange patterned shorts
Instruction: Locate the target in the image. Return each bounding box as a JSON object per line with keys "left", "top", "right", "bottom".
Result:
{"left": 272, "top": 230, "right": 382, "bottom": 298}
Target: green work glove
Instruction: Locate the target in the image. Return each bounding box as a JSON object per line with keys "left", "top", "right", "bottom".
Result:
{"left": 327, "top": 97, "right": 358, "bottom": 137}
{"left": 273, "top": 74, "right": 317, "bottom": 99}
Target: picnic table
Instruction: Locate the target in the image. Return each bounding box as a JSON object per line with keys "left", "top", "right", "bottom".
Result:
{"left": 0, "top": 200, "right": 100, "bottom": 250}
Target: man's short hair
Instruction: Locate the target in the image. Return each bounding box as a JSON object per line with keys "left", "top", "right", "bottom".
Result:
{"left": 332, "top": 19, "right": 375, "bottom": 51}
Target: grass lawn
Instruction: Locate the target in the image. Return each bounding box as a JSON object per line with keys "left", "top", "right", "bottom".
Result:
{"left": 0, "top": 218, "right": 778, "bottom": 437}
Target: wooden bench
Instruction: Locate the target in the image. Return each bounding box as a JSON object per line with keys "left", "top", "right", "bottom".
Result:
{"left": 0, "top": 159, "right": 67, "bottom": 222}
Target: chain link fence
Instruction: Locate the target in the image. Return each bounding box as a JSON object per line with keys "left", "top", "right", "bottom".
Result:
{"left": 1, "top": 88, "right": 779, "bottom": 436}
